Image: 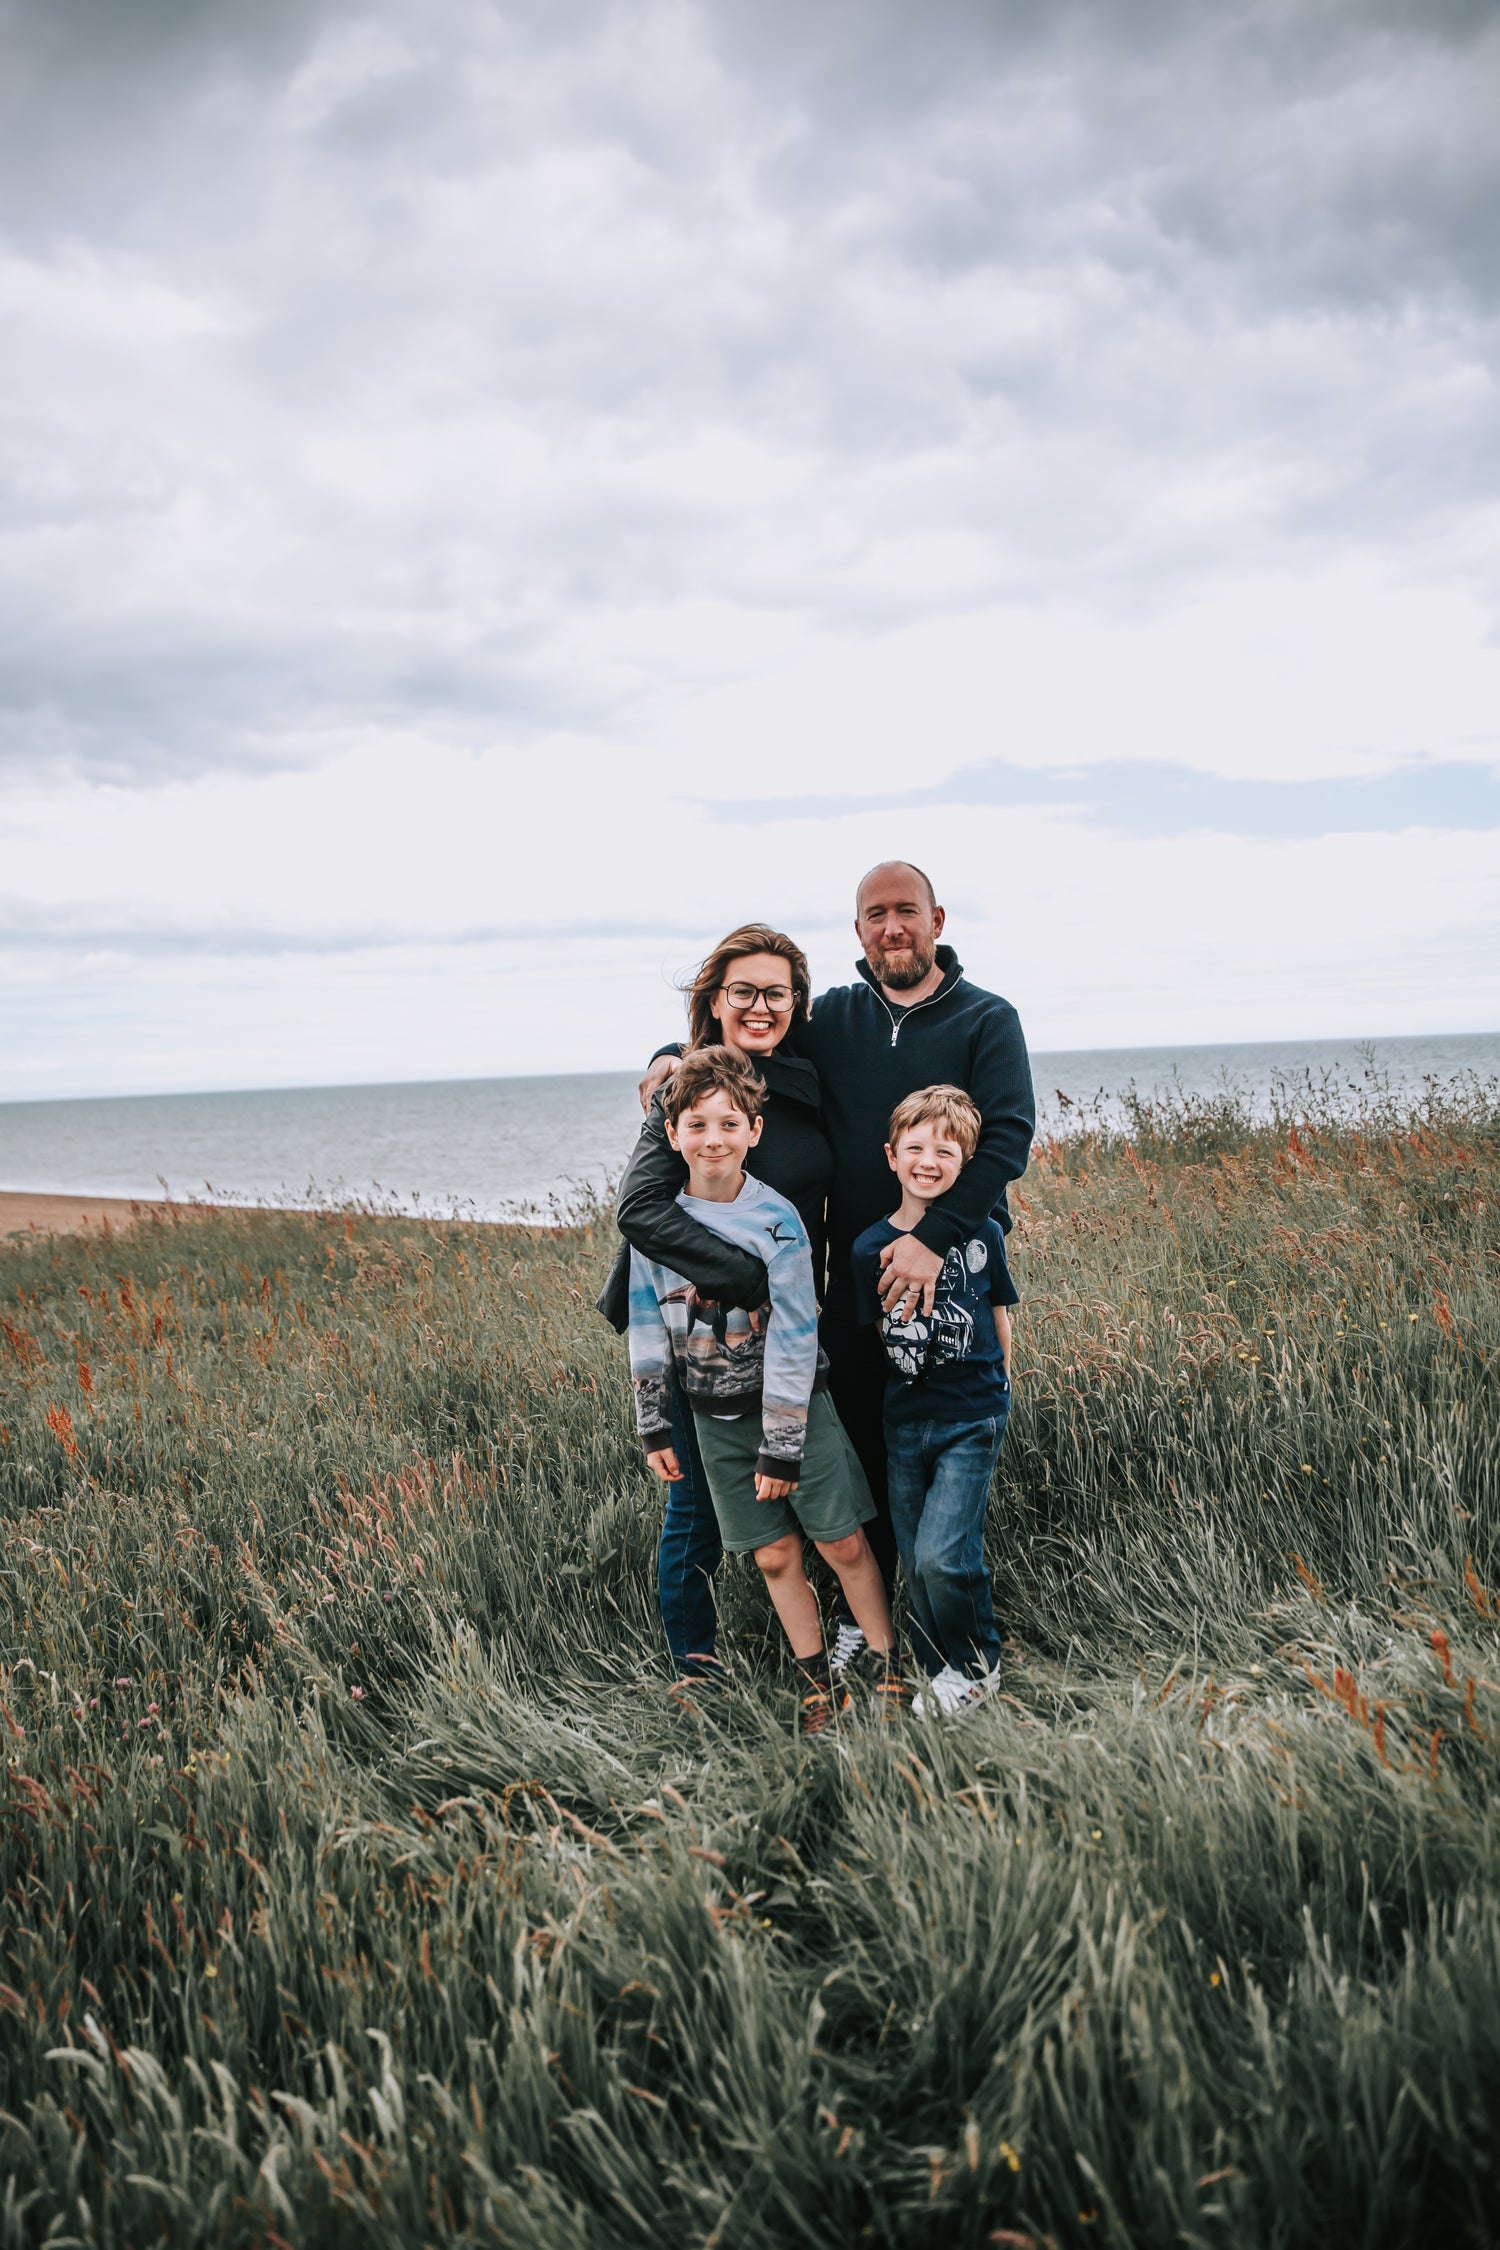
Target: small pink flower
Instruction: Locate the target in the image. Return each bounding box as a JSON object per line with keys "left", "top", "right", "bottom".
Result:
{"left": 147, "top": 1703, "right": 159, "bottom": 1715}
{"left": 89, "top": 1697, "right": 98, "bottom": 1708}
{"left": 323, "top": 1592, "right": 336, "bottom": 1604}
{"left": 349, "top": 1686, "right": 365, "bottom": 1701}
{"left": 115, "top": 1678, "right": 131, "bottom": 1688}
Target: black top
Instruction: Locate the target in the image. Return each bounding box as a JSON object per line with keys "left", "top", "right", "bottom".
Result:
{"left": 800, "top": 948, "right": 1034, "bottom": 1288}
{"left": 851, "top": 1214, "right": 1015, "bottom": 1426}
{"left": 596, "top": 1051, "right": 833, "bottom": 1334}
{"left": 623, "top": 947, "right": 1035, "bottom": 1318}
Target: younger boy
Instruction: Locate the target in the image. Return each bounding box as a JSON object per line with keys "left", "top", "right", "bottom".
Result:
{"left": 850, "top": 1086, "right": 1018, "bottom": 1715}
{"left": 628, "top": 1045, "right": 904, "bottom": 1730}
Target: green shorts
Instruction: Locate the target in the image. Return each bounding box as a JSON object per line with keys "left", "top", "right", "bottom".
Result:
{"left": 692, "top": 1390, "right": 875, "bottom": 1553}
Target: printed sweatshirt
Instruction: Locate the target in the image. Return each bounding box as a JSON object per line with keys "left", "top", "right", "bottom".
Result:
{"left": 627, "top": 1174, "right": 827, "bottom": 1482}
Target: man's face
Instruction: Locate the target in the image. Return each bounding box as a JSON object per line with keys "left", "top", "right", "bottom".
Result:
{"left": 856, "top": 864, "right": 944, "bottom": 990}
{"left": 665, "top": 1094, "right": 763, "bottom": 1181}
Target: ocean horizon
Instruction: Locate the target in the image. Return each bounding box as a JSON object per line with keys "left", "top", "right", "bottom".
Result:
{"left": 4, "top": 1029, "right": 1497, "bottom": 1223}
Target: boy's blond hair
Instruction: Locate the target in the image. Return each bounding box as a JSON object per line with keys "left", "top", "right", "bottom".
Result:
{"left": 887, "top": 1083, "right": 981, "bottom": 1163}
{"left": 660, "top": 1044, "right": 766, "bottom": 1129}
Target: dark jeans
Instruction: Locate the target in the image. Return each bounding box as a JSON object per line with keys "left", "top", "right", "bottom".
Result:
{"left": 885, "top": 1409, "right": 1009, "bottom": 1679}
{"left": 820, "top": 1291, "right": 898, "bottom": 1613}
{"left": 656, "top": 1378, "right": 722, "bottom": 1672}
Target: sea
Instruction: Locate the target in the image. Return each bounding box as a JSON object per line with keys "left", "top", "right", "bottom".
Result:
{"left": 2, "top": 1031, "right": 1496, "bottom": 1224}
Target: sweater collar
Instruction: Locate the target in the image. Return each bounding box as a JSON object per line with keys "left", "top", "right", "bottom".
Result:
{"left": 759, "top": 1050, "right": 822, "bottom": 1108}
{"left": 854, "top": 942, "right": 963, "bottom": 1010}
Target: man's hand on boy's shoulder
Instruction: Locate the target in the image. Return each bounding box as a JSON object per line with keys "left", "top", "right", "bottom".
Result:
{"left": 877, "top": 1233, "right": 942, "bottom": 1320}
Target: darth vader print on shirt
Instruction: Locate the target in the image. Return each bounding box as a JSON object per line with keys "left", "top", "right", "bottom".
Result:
{"left": 879, "top": 1239, "right": 991, "bottom": 1380}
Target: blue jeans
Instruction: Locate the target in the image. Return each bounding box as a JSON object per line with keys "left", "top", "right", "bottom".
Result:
{"left": 656, "top": 1379, "right": 723, "bottom": 1672}
{"left": 885, "top": 1410, "right": 1008, "bottom": 1679}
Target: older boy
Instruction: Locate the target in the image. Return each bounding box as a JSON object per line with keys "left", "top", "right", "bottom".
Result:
{"left": 627, "top": 1046, "right": 906, "bottom": 1730}
{"left": 850, "top": 1085, "right": 1017, "bottom": 1715}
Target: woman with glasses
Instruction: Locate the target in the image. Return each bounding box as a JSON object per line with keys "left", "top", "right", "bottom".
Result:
{"left": 599, "top": 923, "right": 835, "bottom": 1688}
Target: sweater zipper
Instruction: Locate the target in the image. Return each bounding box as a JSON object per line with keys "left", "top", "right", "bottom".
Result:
{"left": 876, "top": 979, "right": 959, "bottom": 1047}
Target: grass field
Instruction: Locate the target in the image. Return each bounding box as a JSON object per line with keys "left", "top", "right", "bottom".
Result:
{"left": 2, "top": 1077, "right": 1498, "bottom": 2249}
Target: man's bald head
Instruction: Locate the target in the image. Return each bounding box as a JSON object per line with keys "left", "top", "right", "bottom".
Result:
{"left": 856, "top": 860, "right": 937, "bottom": 918}
{"left": 855, "top": 861, "right": 946, "bottom": 995}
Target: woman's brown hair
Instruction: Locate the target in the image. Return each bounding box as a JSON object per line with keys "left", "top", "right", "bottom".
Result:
{"left": 684, "top": 923, "right": 812, "bottom": 1050}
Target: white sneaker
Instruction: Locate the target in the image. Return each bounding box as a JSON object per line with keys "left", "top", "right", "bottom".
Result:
{"left": 913, "top": 1664, "right": 968, "bottom": 1717}
{"left": 831, "top": 1622, "right": 866, "bottom": 1676}
{"left": 955, "top": 1663, "right": 1004, "bottom": 1712}
{"left": 914, "top": 1663, "right": 1002, "bottom": 1718}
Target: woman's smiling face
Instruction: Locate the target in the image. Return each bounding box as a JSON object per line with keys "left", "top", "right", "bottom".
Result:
{"left": 709, "top": 950, "right": 799, "bottom": 1056}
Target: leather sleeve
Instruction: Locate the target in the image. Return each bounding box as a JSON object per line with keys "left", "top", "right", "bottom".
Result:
{"left": 912, "top": 1002, "right": 1036, "bottom": 1258}
{"left": 614, "top": 1100, "right": 768, "bottom": 1307}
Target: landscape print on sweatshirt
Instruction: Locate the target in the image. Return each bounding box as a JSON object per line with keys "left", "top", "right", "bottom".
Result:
{"left": 658, "top": 1282, "right": 770, "bottom": 1404}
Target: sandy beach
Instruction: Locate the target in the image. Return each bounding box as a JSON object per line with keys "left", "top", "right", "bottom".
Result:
{"left": 0, "top": 1189, "right": 179, "bottom": 1239}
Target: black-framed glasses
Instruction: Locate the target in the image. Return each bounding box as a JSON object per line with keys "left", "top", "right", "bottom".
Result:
{"left": 718, "top": 981, "right": 799, "bottom": 1013}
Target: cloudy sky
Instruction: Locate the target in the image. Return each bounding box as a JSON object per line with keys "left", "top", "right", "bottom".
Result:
{"left": 3, "top": 0, "right": 1498, "bottom": 1101}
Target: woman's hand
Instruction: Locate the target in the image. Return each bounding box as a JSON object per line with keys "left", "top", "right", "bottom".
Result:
{"left": 639, "top": 1057, "right": 676, "bottom": 1111}
{"left": 646, "top": 1447, "right": 684, "bottom": 1482}
{"left": 755, "top": 1471, "right": 794, "bottom": 1502}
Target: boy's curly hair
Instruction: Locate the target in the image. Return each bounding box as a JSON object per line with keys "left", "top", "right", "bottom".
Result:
{"left": 660, "top": 1044, "right": 767, "bottom": 1129}
{"left": 886, "top": 1083, "right": 981, "bottom": 1163}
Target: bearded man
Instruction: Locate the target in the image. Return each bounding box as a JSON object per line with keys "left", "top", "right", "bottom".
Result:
{"left": 630, "top": 861, "right": 1034, "bottom": 1661}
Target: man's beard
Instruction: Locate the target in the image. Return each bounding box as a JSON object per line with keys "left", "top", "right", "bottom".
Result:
{"left": 868, "top": 937, "right": 936, "bottom": 990}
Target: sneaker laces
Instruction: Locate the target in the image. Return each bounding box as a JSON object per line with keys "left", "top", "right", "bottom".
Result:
{"left": 797, "top": 1659, "right": 850, "bottom": 1735}
{"left": 871, "top": 1662, "right": 913, "bottom": 1719}
{"left": 831, "top": 1622, "right": 866, "bottom": 1675}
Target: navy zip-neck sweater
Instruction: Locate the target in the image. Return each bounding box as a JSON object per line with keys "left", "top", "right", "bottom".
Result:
{"left": 800, "top": 946, "right": 1035, "bottom": 1287}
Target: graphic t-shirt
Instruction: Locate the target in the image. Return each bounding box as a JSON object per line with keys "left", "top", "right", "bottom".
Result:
{"left": 850, "top": 1215, "right": 1016, "bottom": 1426}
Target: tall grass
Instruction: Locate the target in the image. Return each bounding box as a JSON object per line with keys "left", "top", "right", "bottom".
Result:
{"left": 2, "top": 1081, "right": 1497, "bottom": 2248}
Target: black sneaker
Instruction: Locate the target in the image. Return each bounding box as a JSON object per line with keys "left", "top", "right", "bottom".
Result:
{"left": 671, "top": 1656, "right": 729, "bottom": 1705}
{"left": 831, "top": 1621, "right": 866, "bottom": 1676}
{"left": 796, "top": 1652, "right": 849, "bottom": 1736}
{"left": 870, "top": 1659, "right": 914, "bottom": 1721}
{"left": 799, "top": 1680, "right": 851, "bottom": 1735}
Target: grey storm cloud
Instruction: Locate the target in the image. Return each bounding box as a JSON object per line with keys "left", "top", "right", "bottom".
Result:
{"left": 2, "top": 0, "right": 1498, "bottom": 781}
